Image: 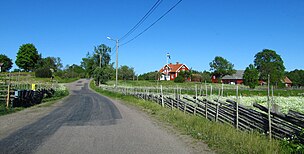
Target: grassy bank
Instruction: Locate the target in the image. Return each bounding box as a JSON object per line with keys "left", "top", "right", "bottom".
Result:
{"left": 91, "top": 82, "right": 291, "bottom": 153}
{"left": 0, "top": 89, "right": 69, "bottom": 116}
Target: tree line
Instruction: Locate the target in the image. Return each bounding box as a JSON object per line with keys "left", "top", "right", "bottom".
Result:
{"left": 138, "top": 49, "right": 304, "bottom": 89}
{"left": 1, "top": 44, "right": 303, "bottom": 88}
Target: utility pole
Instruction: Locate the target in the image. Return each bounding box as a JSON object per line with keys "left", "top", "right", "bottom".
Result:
{"left": 107, "top": 36, "right": 119, "bottom": 89}
{"left": 115, "top": 39, "right": 119, "bottom": 89}
{"left": 99, "top": 53, "right": 102, "bottom": 68}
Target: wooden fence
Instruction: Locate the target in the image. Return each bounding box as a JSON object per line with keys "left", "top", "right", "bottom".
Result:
{"left": 100, "top": 85, "right": 304, "bottom": 143}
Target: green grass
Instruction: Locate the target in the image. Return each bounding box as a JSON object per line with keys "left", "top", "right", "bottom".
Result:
{"left": 54, "top": 76, "right": 80, "bottom": 83}
{"left": 91, "top": 81, "right": 291, "bottom": 153}
{"left": 0, "top": 103, "right": 24, "bottom": 116}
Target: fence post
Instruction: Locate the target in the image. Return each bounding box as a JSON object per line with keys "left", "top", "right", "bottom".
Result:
{"left": 205, "top": 81, "right": 208, "bottom": 97}
{"left": 215, "top": 103, "right": 219, "bottom": 122}
{"left": 184, "top": 101, "right": 187, "bottom": 114}
{"left": 210, "top": 85, "right": 212, "bottom": 96}
{"left": 205, "top": 100, "right": 208, "bottom": 119}
{"left": 236, "top": 84, "right": 239, "bottom": 130}
{"left": 194, "top": 84, "right": 197, "bottom": 115}
{"left": 161, "top": 85, "right": 164, "bottom": 107}
{"left": 221, "top": 83, "right": 224, "bottom": 97}
{"left": 267, "top": 75, "right": 272, "bottom": 140}
{"left": 6, "top": 84, "right": 10, "bottom": 108}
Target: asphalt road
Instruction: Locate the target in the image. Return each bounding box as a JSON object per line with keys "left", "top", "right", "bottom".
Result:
{"left": 0, "top": 79, "right": 211, "bottom": 154}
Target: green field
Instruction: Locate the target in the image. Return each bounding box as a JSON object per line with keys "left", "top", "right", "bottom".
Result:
{"left": 105, "top": 80, "right": 304, "bottom": 97}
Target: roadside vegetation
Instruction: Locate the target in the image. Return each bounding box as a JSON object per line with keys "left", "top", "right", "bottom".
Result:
{"left": 90, "top": 81, "right": 294, "bottom": 153}
{"left": 0, "top": 88, "right": 69, "bottom": 116}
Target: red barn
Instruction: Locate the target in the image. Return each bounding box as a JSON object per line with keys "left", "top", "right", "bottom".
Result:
{"left": 221, "top": 70, "right": 245, "bottom": 84}
{"left": 159, "top": 62, "right": 189, "bottom": 81}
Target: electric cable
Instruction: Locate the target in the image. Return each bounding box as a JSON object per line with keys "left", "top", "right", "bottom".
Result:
{"left": 121, "top": 0, "right": 183, "bottom": 46}
{"left": 119, "top": 0, "right": 163, "bottom": 41}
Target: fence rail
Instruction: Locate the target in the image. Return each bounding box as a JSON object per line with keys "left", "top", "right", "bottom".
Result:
{"left": 100, "top": 85, "right": 304, "bottom": 143}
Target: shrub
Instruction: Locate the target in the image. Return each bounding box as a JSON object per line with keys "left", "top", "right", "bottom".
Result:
{"left": 174, "top": 75, "right": 184, "bottom": 83}
{"left": 35, "top": 67, "right": 52, "bottom": 78}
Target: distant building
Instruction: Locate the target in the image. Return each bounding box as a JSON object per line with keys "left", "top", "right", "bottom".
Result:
{"left": 283, "top": 76, "right": 292, "bottom": 87}
{"left": 212, "top": 70, "right": 293, "bottom": 87}
{"left": 221, "top": 70, "right": 245, "bottom": 84}
{"left": 159, "top": 62, "right": 189, "bottom": 81}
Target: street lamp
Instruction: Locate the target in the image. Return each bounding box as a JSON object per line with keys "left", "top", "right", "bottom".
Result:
{"left": 107, "top": 36, "right": 119, "bottom": 89}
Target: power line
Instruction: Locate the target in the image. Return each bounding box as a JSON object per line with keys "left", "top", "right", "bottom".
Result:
{"left": 121, "top": 0, "right": 183, "bottom": 46}
{"left": 119, "top": 0, "right": 163, "bottom": 41}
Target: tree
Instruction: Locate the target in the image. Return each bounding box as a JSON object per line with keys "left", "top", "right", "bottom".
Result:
{"left": 118, "top": 65, "right": 135, "bottom": 80}
{"left": 0, "top": 54, "right": 13, "bottom": 72}
{"left": 81, "top": 44, "right": 111, "bottom": 77}
{"left": 35, "top": 67, "right": 52, "bottom": 78}
{"left": 254, "top": 49, "right": 285, "bottom": 85}
{"left": 174, "top": 70, "right": 191, "bottom": 83}
{"left": 15, "top": 43, "right": 40, "bottom": 71}
{"left": 201, "top": 71, "right": 212, "bottom": 83}
{"left": 243, "top": 64, "right": 259, "bottom": 89}
{"left": 209, "top": 56, "right": 236, "bottom": 80}
{"left": 94, "top": 44, "right": 111, "bottom": 67}
{"left": 138, "top": 71, "right": 161, "bottom": 80}
{"left": 286, "top": 69, "right": 304, "bottom": 87}
{"left": 93, "top": 65, "right": 114, "bottom": 85}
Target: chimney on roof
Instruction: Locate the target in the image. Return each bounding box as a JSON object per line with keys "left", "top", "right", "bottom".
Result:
{"left": 176, "top": 62, "right": 179, "bottom": 64}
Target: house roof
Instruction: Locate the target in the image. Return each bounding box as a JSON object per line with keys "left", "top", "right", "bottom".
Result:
{"left": 159, "top": 63, "right": 187, "bottom": 73}
{"left": 222, "top": 70, "right": 244, "bottom": 80}
{"left": 284, "top": 76, "right": 292, "bottom": 84}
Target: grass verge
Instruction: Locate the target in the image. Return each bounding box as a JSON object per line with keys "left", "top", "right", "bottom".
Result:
{"left": 91, "top": 81, "right": 290, "bottom": 153}
{"left": 0, "top": 89, "right": 69, "bottom": 116}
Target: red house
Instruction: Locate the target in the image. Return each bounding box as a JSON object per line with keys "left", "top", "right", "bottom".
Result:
{"left": 159, "top": 62, "right": 189, "bottom": 81}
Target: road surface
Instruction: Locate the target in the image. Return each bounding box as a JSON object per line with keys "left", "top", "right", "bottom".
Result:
{"left": 0, "top": 79, "right": 213, "bottom": 154}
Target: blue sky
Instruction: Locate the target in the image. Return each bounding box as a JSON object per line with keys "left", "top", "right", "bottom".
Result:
{"left": 1, "top": 0, "right": 303, "bottom": 74}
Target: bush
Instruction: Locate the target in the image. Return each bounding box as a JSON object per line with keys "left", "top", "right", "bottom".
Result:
{"left": 174, "top": 75, "right": 185, "bottom": 83}
{"left": 35, "top": 67, "right": 52, "bottom": 78}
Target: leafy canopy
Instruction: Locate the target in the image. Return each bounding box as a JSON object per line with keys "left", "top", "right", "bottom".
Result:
{"left": 15, "top": 43, "right": 40, "bottom": 72}
{"left": 243, "top": 64, "right": 259, "bottom": 89}
{"left": 254, "top": 49, "right": 285, "bottom": 85}
{"left": 81, "top": 44, "right": 111, "bottom": 77}
{"left": 209, "top": 56, "right": 236, "bottom": 79}
{"left": 0, "top": 54, "right": 13, "bottom": 72}
{"left": 119, "top": 65, "right": 135, "bottom": 80}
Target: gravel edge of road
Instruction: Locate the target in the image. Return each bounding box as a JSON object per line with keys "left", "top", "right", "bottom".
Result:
{"left": 0, "top": 86, "right": 71, "bottom": 140}
{"left": 88, "top": 84, "right": 215, "bottom": 154}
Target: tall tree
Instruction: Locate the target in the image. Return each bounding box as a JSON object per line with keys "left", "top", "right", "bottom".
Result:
{"left": 94, "top": 44, "right": 111, "bottom": 68}
{"left": 36, "top": 56, "right": 63, "bottom": 72}
{"left": 118, "top": 65, "right": 135, "bottom": 80}
{"left": 81, "top": 44, "right": 111, "bottom": 77}
{"left": 254, "top": 49, "right": 285, "bottom": 85}
{"left": 93, "top": 65, "right": 114, "bottom": 85}
{"left": 0, "top": 54, "right": 13, "bottom": 72}
{"left": 243, "top": 64, "right": 259, "bottom": 89}
{"left": 15, "top": 43, "right": 40, "bottom": 71}
{"left": 209, "top": 56, "right": 236, "bottom": 79}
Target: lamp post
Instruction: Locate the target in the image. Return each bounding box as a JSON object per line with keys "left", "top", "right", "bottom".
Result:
{"left": 107, "top": 37, "right": 119, "bottom": 89}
